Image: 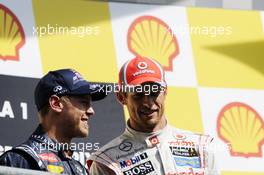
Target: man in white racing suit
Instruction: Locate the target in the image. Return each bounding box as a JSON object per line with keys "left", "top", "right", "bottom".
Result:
{"left": 87, "top": 56, "right": 220, "bottom": 175}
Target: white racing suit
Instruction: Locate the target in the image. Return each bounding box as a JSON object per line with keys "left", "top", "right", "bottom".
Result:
{"left": 87, "top": 124, "right": 220, "bottom": 175}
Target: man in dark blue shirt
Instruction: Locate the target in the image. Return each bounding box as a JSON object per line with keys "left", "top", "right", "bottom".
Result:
{"left": 0, "top": 69, "right": 107, "bottom": 174}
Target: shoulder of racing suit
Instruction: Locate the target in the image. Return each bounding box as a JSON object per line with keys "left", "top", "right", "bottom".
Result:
{"left": 87, "top": 125, "right": 214, "bottom": 174}
{"left": 1, "top": 125, "right": 89, "bottom": 175}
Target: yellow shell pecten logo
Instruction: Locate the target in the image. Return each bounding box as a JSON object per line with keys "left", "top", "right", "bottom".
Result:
{"left": 217, "top": 102, "right": 264, "bottom": 158}
{"left": 0, "top": 4, "right": 25, "bottom": 61}
{"left": 127, "top": 16, "right": 179, "bottom": 71}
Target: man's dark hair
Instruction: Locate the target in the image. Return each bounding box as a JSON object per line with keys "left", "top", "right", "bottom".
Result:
{"left": 39, "top": 104, "right": 50, "bottom": 117}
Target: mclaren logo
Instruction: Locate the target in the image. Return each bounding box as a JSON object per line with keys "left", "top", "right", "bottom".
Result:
{"left": 127, "top": 15, "right": 179, "bottom": 71}
{"left": 217, "top": 102, "right": 264, "bottom": 158}
{"left": 0, "top": 4, "right": 25, "bottom": 61}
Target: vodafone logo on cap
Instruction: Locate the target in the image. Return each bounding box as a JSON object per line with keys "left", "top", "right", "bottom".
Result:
{"left": 137, "top": 62, "right": 148, "bottom": 70}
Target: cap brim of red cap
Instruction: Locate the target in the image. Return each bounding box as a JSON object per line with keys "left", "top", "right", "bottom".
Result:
{"left": 128, "top": 77, "right": 166, "bottom": 87}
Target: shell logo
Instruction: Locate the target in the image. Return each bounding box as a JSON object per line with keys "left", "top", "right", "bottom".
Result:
{"left": 0, "top": 4, "right": 25, "bottom": 61}
{"left": 217, "top": 102, "right": 264, "bottom": 158}
{"left": 127, "top": 16, "right": 179, "bottom": 71}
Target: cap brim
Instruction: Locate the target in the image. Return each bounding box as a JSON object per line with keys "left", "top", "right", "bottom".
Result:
{"left": 69, "top": 84, "right": 108, "bottom": 101}
{"left": 90, "top": 86, "right": 109, "bottom": 101}
{"left": 128, "top": 77, "right": 166, "bottom": 87}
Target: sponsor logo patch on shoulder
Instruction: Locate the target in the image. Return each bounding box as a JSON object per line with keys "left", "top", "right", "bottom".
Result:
{"left": 119, "top": 141, "right": 133, "bottom": 152}
{"left": 173, "top": 157, "right": 201, "bottom": 168}
{"left": 149, "top": 136, "right": 159, "bottom": 146}
{"left": 123, "top": 161, "right": 155, "bottom": 175}
{"left": 175, "top": 134, "right": 186, "bottom": 140}
{"left": 119, "top": 152, "right": 148, "bottom": 169}
{"left": 170, "top": 146, "right": 198, "bottom": 157}
{"left": 47, "top": 164, "right": 64, "bottom": 174}
{"left": 38, "top": 153, "right": 59, "bottom": 163}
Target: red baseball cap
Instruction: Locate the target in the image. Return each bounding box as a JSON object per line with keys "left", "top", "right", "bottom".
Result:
{"left": 118, "top": 56, "right": 166, "bottom": 87}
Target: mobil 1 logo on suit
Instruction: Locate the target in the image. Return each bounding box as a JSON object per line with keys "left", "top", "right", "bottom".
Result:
{"left": 119, "top": 152, "right": 155, "bottom": 175}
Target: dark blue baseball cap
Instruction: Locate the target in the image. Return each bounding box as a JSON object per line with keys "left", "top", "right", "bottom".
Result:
{"left": 34, "top": 69, "right": 107, "bottom": 111}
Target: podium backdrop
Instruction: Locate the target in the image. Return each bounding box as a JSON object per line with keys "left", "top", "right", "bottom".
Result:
{"left": 0, "top": 0, "right": 264, "bottom": 174}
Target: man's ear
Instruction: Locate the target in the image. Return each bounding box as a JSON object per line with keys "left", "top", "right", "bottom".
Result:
{"left": 116, "top": 91, "right": 127, "bottom": 105}
{"left": 163, "top": 87, "right": 168, "bottom": 96}
{"left": 49, "top": 95, "right": 63, "bottom": 112}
